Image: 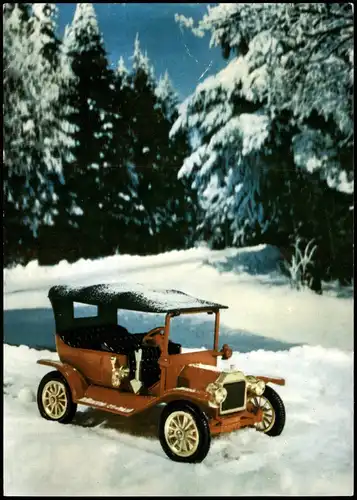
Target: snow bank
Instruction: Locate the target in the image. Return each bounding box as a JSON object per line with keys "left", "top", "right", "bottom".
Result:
{"left": 4, "top": 245, "right": 215, "bottom": 295}
{"left": 4, "top": 343, "right": 353, "bottom": 496}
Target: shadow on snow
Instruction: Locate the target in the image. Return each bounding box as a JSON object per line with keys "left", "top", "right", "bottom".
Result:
{"left": 4, "top": 307, "right": 300, "bottom": 353}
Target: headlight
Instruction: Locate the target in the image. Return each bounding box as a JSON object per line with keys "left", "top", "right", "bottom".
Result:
{"left": 255, "top": 380, "right": 265, "bottom": 396}
{"left": 215, "top": 386, "right": 228, "bottom": 404}
{"left": 206, "top": 383, "right": 227, "bottom": 405}
{"left": 246, "top": 376, "right": 265, "bottom": 396}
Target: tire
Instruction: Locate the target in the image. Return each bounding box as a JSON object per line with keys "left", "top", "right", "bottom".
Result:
{"left": 158, "top": 401, "right": 211, "bottom": 463}
{"left": 250, "top": 385, "right": 286, "bottom": 437}
{"left": 37, "top": 370, "right": 77, "bottom": 424}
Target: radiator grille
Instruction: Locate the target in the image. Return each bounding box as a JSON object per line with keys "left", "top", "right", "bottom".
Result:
{"left": 220, "top": 380, "right": 246, "bottom": 414}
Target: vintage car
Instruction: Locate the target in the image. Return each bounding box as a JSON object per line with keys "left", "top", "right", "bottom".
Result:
{"left": 37, "top": 283, "right": 286, "bottom": 463}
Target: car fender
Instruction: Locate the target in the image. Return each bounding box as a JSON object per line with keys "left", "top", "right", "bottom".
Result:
{"left": 37, "top": 359, "right": 88, "bottom": 401}
{"left": 256, "top": 376, "right": 285, "bottom": 386}
{"left": 159, "top": 387, "right": 218, "bottom": 417}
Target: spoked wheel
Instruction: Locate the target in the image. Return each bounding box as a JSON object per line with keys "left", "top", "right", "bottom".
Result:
{"left": 248, "top": 385, "right": 286, "bottom": 437}
{"left": 159, "top": 401, "right": 211, "bottom": 463}
{"left": 37, "top": 371, "right": 77, "bottom": 424}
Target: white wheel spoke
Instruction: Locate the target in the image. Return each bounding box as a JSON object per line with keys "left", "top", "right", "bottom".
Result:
{"left": 184, "top": 421, "right": 194, "bottom": 431}
{"left": 171, "top": 419, "right": 179, "bottom": 429}
{"left": 187, "top": 434, "right": 197, "bottom": 444}
{"left": 182, "top": 414, "right": 188, "bottom": 430}
{"left": 248, "top": 394, "right": 276, "bottom": 434}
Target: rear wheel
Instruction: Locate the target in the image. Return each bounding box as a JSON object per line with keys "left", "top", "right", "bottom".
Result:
{"left": 248, "top": 385, "right": 286, "bottom": 436}
{"left": 37, "top": 371, "right": 77, "bottom": 424}
{"left": 158, "top": 401, "right": 211, "bottom": 463}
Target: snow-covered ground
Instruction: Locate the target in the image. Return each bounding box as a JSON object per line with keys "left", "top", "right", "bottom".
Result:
{"left": 3, "top": 244, "right": 354, "bottom": 495}
{"left": 4, "top": 344, "right": 353, "bottom": 496}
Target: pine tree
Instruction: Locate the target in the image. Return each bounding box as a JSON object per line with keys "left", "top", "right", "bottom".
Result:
{"left": 127, "top": 35, "right": 196, "bottom": 254}
{"left": 172, "top": 3, "right": 353, "bottom": 283}
{"left": 3, "top": 3, "right": 73, "bottom": 265}
{"left": 154, "top": 71, "right": 198, "bottom": 251}
{"left": 3, "top": 3, "right": 33, "bottom": 265}
{"left": 127, "top": 34, "right": 159, "bottom": 250}
{"left": 61, "top": 3, "right": 123, "bottom": 259}
{"left": 37, "top": 10, "right": 81, "bottom": 265}
{"left": 100, "top": 55, "right": 141, "bottom": 255}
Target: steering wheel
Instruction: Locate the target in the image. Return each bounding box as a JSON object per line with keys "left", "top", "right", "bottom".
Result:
{"left": 142, "top": 326, "right": 165, "bottom": 346}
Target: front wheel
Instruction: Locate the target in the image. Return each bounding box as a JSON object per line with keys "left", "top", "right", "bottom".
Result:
{"left": 248, "top": 385, "right": 286, "bottom": 436}
{"left": 158, "top": 401, "right": 211, "bottom": 463}
{"left": 37, "top": 370, "right": 77, "bottom": 424}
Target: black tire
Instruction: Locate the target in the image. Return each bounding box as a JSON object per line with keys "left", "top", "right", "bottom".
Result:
{"left": 158, "top": 401, "right": 211, "bottom": 463}
{"left": 37, "top": 370, "right": 77, "bottom": 424}
{"left": 257, "top": 385, "right": 286, "bottom": 437}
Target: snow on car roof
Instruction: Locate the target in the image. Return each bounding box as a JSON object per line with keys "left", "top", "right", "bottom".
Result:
{"left": 48, "top": 282, "right": 228, "bottom": 313}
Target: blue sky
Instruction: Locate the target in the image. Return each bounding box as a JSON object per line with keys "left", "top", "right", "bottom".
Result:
{"left": 56, "top": 3, "right": 225, "bottom": 100}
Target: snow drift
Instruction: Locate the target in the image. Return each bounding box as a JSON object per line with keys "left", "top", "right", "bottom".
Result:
{"left": 3, "top": 244, "right": 353, "bottom": 495}
{"left": 4, "top": 343, "right": 353, "bottom": 496}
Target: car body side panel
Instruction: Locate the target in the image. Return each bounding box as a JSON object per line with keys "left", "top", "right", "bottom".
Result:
{"left": 75, "top": 384, "right": 216, "bottom": 417}
{"left": 55, "top": 334, "right": 129, "bottom": 387}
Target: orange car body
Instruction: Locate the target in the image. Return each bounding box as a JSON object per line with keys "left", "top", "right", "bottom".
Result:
{"left": 38, "top": 284, "right": 285, "bottom": 436}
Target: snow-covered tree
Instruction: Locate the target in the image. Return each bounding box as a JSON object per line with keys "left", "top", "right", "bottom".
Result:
{"left": 155, "top": 71, "right": 178, "bottom": 122}
{"left": 3, "top": 3, "right": 75, "bottom": 264}
{"left": 154, "top": 70, "right": 198, "bottom": 251}
{"left": 172, "top": 3, "right": 353, "bottom": 282}
{"left": 126, "top": 36, "right": 196, "bottom": 253}
{"left": 59, "top": 3, "right": 135, "bottom": 259}
{"left": 175, "top": 3, "right": 353, "bottom": 192}
{"left": 97, "top": 54, "right": 142, "bottom": 257}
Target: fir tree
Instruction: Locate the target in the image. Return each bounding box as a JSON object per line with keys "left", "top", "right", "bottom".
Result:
{"left": 3, "top": 3, "right": 73, "bottom": 265}
{"left": 100, "top": 55, "right": 141, "bottom": 255}
{"left": 127, "top": 35, "right": 196, "bottom": 254}
{"left": 61, "top": 3, "right": 123, "bottom": 259}
{"left": 154, "top": 71, "right": 198, "bottom": 251}
{"left": 172, "top": 3, "right": 353, "bottom": 283}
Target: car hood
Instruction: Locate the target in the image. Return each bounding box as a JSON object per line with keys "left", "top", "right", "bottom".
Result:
{"left": 177, "top": 363, "right": 242, "bottom": 392}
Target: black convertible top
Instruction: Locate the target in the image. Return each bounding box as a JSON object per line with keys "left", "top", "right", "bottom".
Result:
{"left": 48, "top": 283, "right": 228, "bottom": 314}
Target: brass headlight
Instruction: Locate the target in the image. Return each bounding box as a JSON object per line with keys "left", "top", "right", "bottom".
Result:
{"left": 246, "top": 376, "right": 265, "bottom": 396}
{"left": 206, "top": 382, "right": 227, "bottom": 405}
{"left": 215, "top": 386, "right": 228, "bottom": 404}
{"left": 255, "top": 380, "right": 265, "bottom": 396}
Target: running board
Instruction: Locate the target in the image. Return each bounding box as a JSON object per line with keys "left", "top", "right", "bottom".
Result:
{"left": 76, "top": 385, "right": 156, "bottom": 417}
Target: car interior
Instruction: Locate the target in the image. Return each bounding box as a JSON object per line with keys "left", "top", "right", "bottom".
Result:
{"left": 58, "top": 322, "right": 181, "bottom": 389}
